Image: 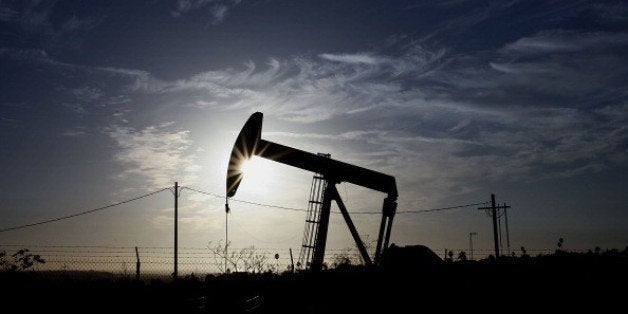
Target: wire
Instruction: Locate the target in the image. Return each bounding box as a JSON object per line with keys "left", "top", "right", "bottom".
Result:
{"left": 184, "top": 186, "right": 489, "bottom": 215}
{"left": 343, "top": 201, "right": 490, "bottom": 215}
{"left": 0, "top": 187, "right": 171, "bottom": 233}
{"left": 229, "top": 216, "right": 298, "bottom": 244}
{"left": 397, "top": 201, "right": 491, "bottom": 214}
{"left": 184, "top": 187, "right": 307, "bottom": 212}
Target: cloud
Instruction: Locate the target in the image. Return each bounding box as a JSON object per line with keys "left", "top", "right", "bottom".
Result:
{"left": 0, "top": 1, "right": 102, "bottom": 50}
{"left": 73, "top": 86, "right": 103, "bottom": 101}
{"left": 0, "top": 0, "right": 55, "bottom": 25}
{"left": 4, "top": 18, "right": 625, "bottom": 209}
{"left": 62, "top": 130, "right": 87, "bottom": 137}
{"left": 265, "top": 130, "right": 380, "bottom": 141}
{"left": 172, "top": 0, "right": 213, "bottom": 17}
{"left": 171, "top": 0, "right": 242, "bottom": 25}
{"left": 501, "top": 31, "right": 628, "bottom": 54}
{"left": 62, "top": 103, "right": 89, "bottom": 114}
{"left": 48, "top": 26, "right": 618, "bottom": 206}
{"left": 0, "top": 47, "right": 163, "bottom": 93}
{"left": 154, "top": 46, "right": 446, "bottom": 123}
{"left": 319, "top": 53, "right": 381, "bottom": 65}
{"left": 210, "top": 4, "right": 228, "bottom": 25}
{"left": 106, "top": 123, "right": 201, "bottom": 189}
{"left": 165, "top": 38, "right": 623, "bottom": 206}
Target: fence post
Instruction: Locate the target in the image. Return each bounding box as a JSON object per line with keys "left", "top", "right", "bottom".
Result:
{"left": 289, "top": 248, "right": 295, "bottom": 273}
{"left": 135, "top": 246, "right": 140, "bottom": 281}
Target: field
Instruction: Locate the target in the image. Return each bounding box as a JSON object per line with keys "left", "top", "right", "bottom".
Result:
{"left": 2, "top": 249, "right": 626, "bottom": 313}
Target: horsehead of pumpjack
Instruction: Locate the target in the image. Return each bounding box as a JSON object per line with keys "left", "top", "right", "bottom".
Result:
{"left": 226, "top": 112, "right": 398, "bottom": 271}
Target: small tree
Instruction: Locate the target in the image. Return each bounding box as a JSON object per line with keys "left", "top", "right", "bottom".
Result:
{"left": 0, "top": 249, "right": 45, "bottom": 272}
{"left": 557, "top": 238, "right": 564, "bottom": 251}
{"left": 331, "top": 247, "right": 358, "bottom": 269}
{"left": 457, "top": 251, "right": 467, "bottom": 262}
{"left": 210, "top": 241, "right": 270, "bottom": 273}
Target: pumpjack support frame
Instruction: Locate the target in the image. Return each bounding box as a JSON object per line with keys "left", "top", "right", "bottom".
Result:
{"left": 227, "top": 112, "right": 398, "bottom": 270}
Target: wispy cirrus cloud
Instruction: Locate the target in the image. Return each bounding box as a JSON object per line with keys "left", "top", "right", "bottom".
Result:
{"left": 0, "top": 0, "right": 102, "bottom": 50}
{"left": 106, "top": 122, "right": 200, "bottom": 189}
{"left": 3, "top": 19, "right": 625, "bottom": 209}
{"left": 502, "top": 31, "right": 628, "bottom": 54}
{"left": 61, "top": 127, "right": 88, "bottom": 137}
{"left": 319, "top": 53, "right": 381, "bottom": 65}
{"left": 171, "top": 0, "right": 243, "bottom": 25}
{"left": 150, "top": 32, "right": 623, "bottom": 205}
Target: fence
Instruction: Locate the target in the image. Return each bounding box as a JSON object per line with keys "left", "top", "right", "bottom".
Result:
{"left": 0, "top": 244, "right": 366, "bottom": 277}
{"left": 1, "top": 244, "right": 569, "bottom": 277}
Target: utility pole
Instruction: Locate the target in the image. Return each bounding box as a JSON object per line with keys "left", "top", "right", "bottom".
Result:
{"left": 135, "top": 246, "right": 140, "bottom": 281}
{"left": 174, "top": 181, "right": 178, "bottom": 279}
{"left": 503, "top": 203, "right": 511, "bottom": 256}
{"left": 478, "top": 194, "right": 499, "bottom": 258}
{"left": 490, "top": 194, "right": 498, "bottom": 258}
{"left": 478, "top": 195, "right": 512, "bottom": 259}
{"left": 498, "top": 208, "right": 503, "bottom": 254}
{"left": 469, "top": 232, "right": 477, "bottom": 260}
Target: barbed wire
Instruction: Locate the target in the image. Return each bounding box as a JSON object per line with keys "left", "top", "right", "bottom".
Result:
{"left": 2, "top": 243, "right": 575, "bottom": 276}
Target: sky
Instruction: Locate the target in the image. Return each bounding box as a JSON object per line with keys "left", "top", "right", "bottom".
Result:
{"left": 0, "top": 0, "right": 627, "bottom": 257}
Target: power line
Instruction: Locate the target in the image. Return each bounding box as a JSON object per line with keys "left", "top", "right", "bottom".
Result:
{"left": 183, "top": 187, "right": 308, "bottom": 212}
{"left": 0, "top": 185, "right": 486, "bottom": 234}
{"left": 325, "top": 201, "right": 489, "bottom": 215}
{"left": 0, "top": 187, "right": 170, "bottom": 233}
{"left": 183, "top": 186, "right": 488, "bottom": 215}
{"left": 396, "top": 202, "right": 490, "bottom": 214}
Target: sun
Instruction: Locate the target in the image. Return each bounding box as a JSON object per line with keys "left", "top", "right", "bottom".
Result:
{"left": 238, "top": 156, "right": 275, "bottom": 195}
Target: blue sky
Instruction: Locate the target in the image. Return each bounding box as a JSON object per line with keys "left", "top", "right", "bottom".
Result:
{"left": 0, "top": 0, "right": 627, "bottom": 254}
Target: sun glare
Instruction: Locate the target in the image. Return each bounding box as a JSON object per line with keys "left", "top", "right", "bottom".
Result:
{"left": 238, "top": 156, "right": 275, "bottom": 194}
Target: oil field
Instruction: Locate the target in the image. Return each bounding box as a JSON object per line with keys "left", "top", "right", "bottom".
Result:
{"left": 1, "top": 1, "right": 627, "bottom": 313}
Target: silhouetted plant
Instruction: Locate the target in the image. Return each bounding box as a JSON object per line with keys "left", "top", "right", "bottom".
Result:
{"left": 0, "top": 249, "right": 45, "bottom": 272}
{"left": 458, "top": 251, "right": 467, "bottom": 262}
{"left": 594, "top": 246, "right": 601, "bottom": 255}
{"left": 331, "top": 247, "right": 358, "bottom": 269}
{"left": 210, "top": 241, "right": 270, "bottom": 273}
{"left": 329, "top": 236, "right": 375, "bottom": 269}
{"left": 332, "top": 255, "right": 353, "bottom": 268}
{"left": 447, "top": 250, "right": 454, "bottom": 263}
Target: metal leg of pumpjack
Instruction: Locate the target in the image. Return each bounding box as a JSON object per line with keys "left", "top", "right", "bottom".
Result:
{"left": 376, "top": 197, "right": 397, "bottom": 265}
{"left": 310, "top": 180, "right": 334, "bottom": 272}
{"left": 331, "top": 186, "right": 373, "bottom": 266}
{"left": 375, "top": 199, "right": 387, "bottom": 265}
{"left": 383, "top": 214, "right": 395, "bottom": 251}
{"left": 374, "top": 213, "right": 387, "bottom": 265}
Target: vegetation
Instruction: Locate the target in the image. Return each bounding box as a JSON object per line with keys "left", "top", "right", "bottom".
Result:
{"left": 2, "top": 245, "right": 626, "bottom": 313}
{"left": 0, "top": 248, "right": 45, "bottom": 272}
{"left": 210, "top": 241, "right": 275, "bottom": 273}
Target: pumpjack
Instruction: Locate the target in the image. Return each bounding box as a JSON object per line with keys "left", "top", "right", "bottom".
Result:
{"left": 226, "top": 112, "right": 398, "bottom": 271}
